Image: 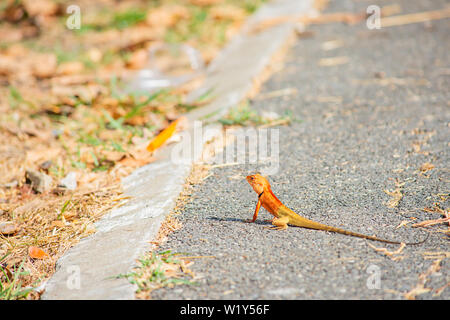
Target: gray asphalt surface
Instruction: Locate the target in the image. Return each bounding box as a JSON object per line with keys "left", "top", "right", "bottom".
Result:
{"left": 152, "top": 0, "right": 449, "bottom": 300}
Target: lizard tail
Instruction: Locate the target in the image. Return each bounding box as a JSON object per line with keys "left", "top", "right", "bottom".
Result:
{"left": 289, "top": 214, "right": 428, "bottom": 245}
{"left": 300, "top": 219, "right": 401, "bottom": 244}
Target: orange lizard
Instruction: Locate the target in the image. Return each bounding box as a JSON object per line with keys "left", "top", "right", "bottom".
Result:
{"left": 246, "top": 173, "right": 426, "bottom": 245}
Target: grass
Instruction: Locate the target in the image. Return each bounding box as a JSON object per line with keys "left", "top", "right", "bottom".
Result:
{"left": 218, "top": 100, "right": 300, "bottom": 126}
{"left": 116, "top": 250, "right": 196, "bottom": 299}
{"left": 0, "top": 255, "right": 33, "bottom": 300}
{"left": 112, "top": 9, "right": 147, "bottom": 30}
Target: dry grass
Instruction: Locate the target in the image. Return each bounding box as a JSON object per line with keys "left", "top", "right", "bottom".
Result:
{"left": 0, "top": 173, "right": 124, "bottom": 299}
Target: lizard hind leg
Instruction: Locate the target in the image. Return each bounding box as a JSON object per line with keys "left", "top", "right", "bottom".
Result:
{"left": 265, "top": 216, "right": 289, "bottom": 230}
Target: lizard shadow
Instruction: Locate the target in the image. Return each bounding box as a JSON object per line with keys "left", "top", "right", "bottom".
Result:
{"left": 207, "top": 216, "right": 271, "bottom": 226}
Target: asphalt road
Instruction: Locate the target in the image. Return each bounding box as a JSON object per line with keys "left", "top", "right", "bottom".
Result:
{"left": 151, "top": 0, "right": 449, "bottom": 300}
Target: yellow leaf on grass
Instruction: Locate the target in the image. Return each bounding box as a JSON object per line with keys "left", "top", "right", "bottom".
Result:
{"left": 28, "top": 246, "right": 49, "bottom": 259}
{"left": 146, "top": 118, "right": 181, "bottom": 152}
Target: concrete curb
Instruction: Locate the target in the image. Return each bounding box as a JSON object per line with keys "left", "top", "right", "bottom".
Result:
{"left": 42, "top": 0, "right": 315, "bottom": 300}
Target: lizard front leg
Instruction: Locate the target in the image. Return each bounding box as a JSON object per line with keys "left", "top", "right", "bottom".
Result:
{"left": 245, "top": 199, "right": 262, "bottom": 223}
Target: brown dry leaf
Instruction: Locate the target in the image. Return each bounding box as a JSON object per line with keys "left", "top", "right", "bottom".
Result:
{"left": 102, "top": 150, "right": 125, "bottom": 162}
{"left": 22, "top": 0, "right": 59, "bottom": 17}
{"left": 124, "top": 114, "right": 149, "bottom": 126}
{"left": 28, "top": 246, "right": 49, "bottom": 259}
{"left": 32, "top": 53, "right": 57, "bottom": 78}
{"left": 146, "top": 5, "right": 190, "bottom": 28}
{"left": 0, "top": 55, "right": 26, "bottom": 76}
{"left": 109, "top": 26, "right": 165, "bottom": 51}
{"left": 56, "top": 61, "right": 85, "bottom": 76}
{"left": 0, "top": 26, "right": 25, "bottom": 42}
{"left": 53, "top": 83, "right": 108, "bottom": 101}
{"left": 26, "top": 147, "right": 61, "bottom": 164}
{"left": 127, "top": 49, "right": 149, "bottom": 69}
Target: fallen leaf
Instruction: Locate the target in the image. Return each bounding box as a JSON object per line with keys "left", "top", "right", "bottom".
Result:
{"left": 28, "top": 246, "right": 49, "bottom": 259}
{"left": 56, "top": 61, "right": 84, "bottom": 76}
{"left": 146, "top": 117, "right": 183, "bottom": 152}
{"left": 32, "top": 53, "right": 57, "bottom": 78}
{"left": 102, "top": 150, "right": 126, "bottom": 162}
{"left": 23, "top": 0, "right": 59, "bottom": 17}
{"left": 126, "top": 49, "right": 149, "bottom": 69}
{"left": 146, "top": 5, "right": 190, "bottom": 27}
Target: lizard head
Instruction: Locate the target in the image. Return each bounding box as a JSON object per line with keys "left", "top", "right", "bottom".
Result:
{"left": 246, "top": 173, "right": 270, "bottom": 195}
